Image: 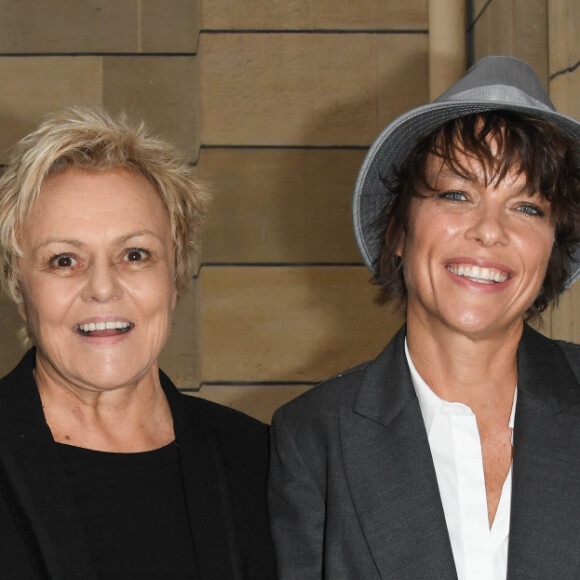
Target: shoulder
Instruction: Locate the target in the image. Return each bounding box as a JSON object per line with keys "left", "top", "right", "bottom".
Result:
{"left": 522, "top": 324, "right": 580, "bottom": 379}
{"left": 0, "top": 349, "right": 35, "bottom": 387}
{"left": 553, "top": 338, "right": 580, "bottom": 381}
{"left": 0, "top": 350, "right": 40, "bottom": 415}
{"left": 274, "top": 360, "right": 369, "bottom": 423}
{"left": 270, "top": 356, "right": 385, "bottom": 458}
{"left": 273, "top": 326, "right": 407, "bottom": 430}
{"left": 159, "top": 372, "right": 269, "bottom": 455}
{"left": 173, "top": 388, "right": 269, "bottom": 437}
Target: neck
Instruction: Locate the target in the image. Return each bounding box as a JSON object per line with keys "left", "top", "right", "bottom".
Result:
{"left": 405, "top": 314, "right": 522, "bottom": 417}
{"left": 34, "top": 355, "right": 174, "bottom": 452}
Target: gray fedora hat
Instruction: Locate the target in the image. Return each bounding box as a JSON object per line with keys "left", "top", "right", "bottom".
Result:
{"left": 353, "top": 55, "right": 580, "bottom": 286}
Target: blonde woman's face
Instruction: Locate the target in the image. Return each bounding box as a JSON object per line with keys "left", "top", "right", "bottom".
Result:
{"left": 17, "top": 167, "right": 177, "bottom": 394}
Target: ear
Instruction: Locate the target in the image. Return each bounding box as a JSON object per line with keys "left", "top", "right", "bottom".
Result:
{"left": 17, "top": 302, "right": 27, "bottom": 322}
{"left": 394, "top": 234, "right": 405, "bottom": 258}
{"left": 386, "top": 220, "right": 405, "bottom": 259}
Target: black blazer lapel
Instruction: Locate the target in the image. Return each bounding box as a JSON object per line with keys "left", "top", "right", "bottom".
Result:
{"left": 340, "top": 328, "right": 457, "bottom": 580}
{"left": 508, "top": 326, "right": 580, "bottom": 579}
{"left": 161, "top": 373, "right": 241, "bottom": 580}
{"left": 0, "top": 350, "right": 98, "bottom": 580}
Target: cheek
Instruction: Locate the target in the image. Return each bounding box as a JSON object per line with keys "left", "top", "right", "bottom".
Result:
{"left": 128, "top": 272, "right": 176, "bottom": 314}
{"left": 530, "top": 228, "right": 556, "bottom": 270}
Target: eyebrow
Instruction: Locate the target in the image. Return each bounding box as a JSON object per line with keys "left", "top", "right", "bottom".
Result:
{"left": 432, "top": 165, "right": 542, "bottom": 195}
{"left": 35, "top": 230, "right": 164, "bottom": 250}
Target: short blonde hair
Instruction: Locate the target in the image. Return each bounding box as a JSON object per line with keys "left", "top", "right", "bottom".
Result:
{"left": 0, "top": 107, "right": 209, "bottom": 303}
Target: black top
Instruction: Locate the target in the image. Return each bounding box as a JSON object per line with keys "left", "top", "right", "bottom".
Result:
{"left": 57, "top": 441, "right": 197, "bottom": 579}
{"left": 0, "top": 348, "right": 277, "bottom": 579}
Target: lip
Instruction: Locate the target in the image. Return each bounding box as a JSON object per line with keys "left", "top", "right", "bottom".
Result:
{"left": 73, "top": 316, "right": 135, "bottom": 344}
{"left": 444, "top": 257, "right": 514, "bottom": 292}
{"left": 74, "top": 316, "right": 133, "bottom": 327}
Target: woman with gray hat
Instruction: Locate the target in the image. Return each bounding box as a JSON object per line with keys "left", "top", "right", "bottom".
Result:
{"left": 268, "top": 56, "right": 580, "bottom": 579}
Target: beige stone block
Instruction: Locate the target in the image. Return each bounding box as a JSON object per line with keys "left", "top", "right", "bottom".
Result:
{"left": 198, "top": 148, "right": 365, "bottom": 263}
{"left": 376, "top": 34, "right": 429, "bottom": 127}
{"left": 0, "top": 1, "right": 138, "bottom": 53}
{"left": 550, "top": 282, "right": 580, "bottom": 343}
{"left": 513, "top": 0, "right": 549, "bottom": 83}
{"left": 159, "top": 280, "right": 201, "bottom": 390}
{"left": 201, "top": 0, "right": 309, "bottom": 30}
{"left": 312, "top": 0, "right": 427, "bottom": 30}
{"left": 141, "top": 0, "right": 200, "bottom": 53}
{"left": 548, "top": 0, "right": 580, "bottom": 73}
{"left": 199, "top": 33, "right": 378, "bottom": 146}
{"left": 480, "top": 0, "right": 516, "bottom": 59}
{"left": 201, "top": 266, "right": 405, "bottom": 383}
{"left": 470, "top": 1, "right": 490, "bottom": 62}
{"left": 0, "top": 296, "right": 26, "bottom": 378}
{"left": 471, "top": 0, "right": 548, "bottom": 86}
{"left": 0, "top": 57, "right": 102, "bottom": 164}
{"left": 202, "top": 0, "right": 427, "bottom": 30}
{"left": 103, "top": 56, "right": 199, "bottom": 162}
{"left": 472, "top": 0, "right": 490, "bottom": 17}
{"left": 550, "top": 68, "right": 580, "bottom": 127}
{"left": 189, "top": 385, "right": 312, "bottom": 424}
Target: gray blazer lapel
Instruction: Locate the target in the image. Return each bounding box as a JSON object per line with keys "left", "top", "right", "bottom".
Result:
{"left": 341, "top": 328, "right": 457, "bottom": 580}
{"left": 508, "top": 326, "right": 580, "bottom": 579}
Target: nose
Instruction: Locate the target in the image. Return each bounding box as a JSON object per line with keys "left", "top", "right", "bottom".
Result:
{"left": 464, "top": 203, "right": 509, "bottom": 247}
{"left": 81, "top": 260, "right": 123, "bottom": 302}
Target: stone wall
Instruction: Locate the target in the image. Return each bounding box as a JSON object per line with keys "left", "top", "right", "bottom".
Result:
{"left": 0, "top": 1, "right": 577, "bottom": 423}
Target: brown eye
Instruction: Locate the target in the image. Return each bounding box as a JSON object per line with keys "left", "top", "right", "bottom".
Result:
{"left": 125, "top": 248, "right": 150, "bottom": 262}
{"left": 50, "top": 254, "right": 76, "bottom": 268}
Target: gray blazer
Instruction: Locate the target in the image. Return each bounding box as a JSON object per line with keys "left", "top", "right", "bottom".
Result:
{"left": 268, "top": 324, "right": 580, "bottom": 579}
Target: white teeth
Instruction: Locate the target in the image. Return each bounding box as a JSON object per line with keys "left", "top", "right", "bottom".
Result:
{"left": 78, "top": 321, "right": 131, "bottom": 332}
{"left": 447, "top": 264, "right": 509, "bottom": 283}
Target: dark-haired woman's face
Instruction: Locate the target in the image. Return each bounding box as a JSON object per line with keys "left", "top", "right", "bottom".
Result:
{"left": 398, "top": 149, "right": 555, "bottom": 340}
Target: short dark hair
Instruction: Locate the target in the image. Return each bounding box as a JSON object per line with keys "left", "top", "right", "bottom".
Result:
{"left": 373, "top": 111, "right": 580, "bottom": 320}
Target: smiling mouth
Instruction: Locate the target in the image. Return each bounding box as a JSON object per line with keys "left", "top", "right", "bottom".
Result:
{"left": 75, "top": 321, "right": 134, "bottom": 337}
{"left": 446, "top": 264, "right": 510, "bottom": 284}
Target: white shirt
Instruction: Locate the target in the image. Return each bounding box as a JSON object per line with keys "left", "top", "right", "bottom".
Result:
{"left": 405, "top": 340, "right": 516, "bottom": 580}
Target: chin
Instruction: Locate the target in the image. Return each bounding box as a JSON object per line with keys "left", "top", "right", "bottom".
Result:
{"left": 448, "top": 311, "right": 520, "bottom": 338}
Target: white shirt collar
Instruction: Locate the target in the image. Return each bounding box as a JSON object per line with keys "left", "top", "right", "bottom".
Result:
{"left": 404, "top": 337, "right": 517, "bottom": 434}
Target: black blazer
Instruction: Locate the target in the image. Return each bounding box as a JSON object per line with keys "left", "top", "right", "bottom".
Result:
{"left": 0, "top": 349, "right": 276, "bottom": 579}
{"left": 269, "top": 324, "right": 580, "bottom": 579}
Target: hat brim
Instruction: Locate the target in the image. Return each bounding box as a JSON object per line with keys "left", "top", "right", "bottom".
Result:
{"left": 353, "top": 100, "right": 580, "bottom": 288}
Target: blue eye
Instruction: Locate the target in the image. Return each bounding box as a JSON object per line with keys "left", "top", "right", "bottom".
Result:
{"left": 439, "top": 191, "right": 467, "bottom": 201}
{"left": 517, "top": 204, "right": 544, "bottom": 217}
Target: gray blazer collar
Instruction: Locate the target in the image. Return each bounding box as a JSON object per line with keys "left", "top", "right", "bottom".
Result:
{"left": 342, "top": 326, "right": 458, "bottom": 579}
{"left": 353, "top": 325, "right": 416, "bottom": 427}
{"left": 509, "top": 325, "right": 580, "bottom": 579}
{"left": 344, "top": 324, "right": 580, "bottom": 580}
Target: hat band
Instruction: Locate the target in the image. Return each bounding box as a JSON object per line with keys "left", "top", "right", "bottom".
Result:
{"left": 440, "top": 85, "right": 555, "bottom": 112}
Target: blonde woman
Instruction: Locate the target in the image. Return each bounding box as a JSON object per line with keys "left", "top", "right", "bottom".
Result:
{"left": 0, "top": 108, "right": 276, "bottom": 579}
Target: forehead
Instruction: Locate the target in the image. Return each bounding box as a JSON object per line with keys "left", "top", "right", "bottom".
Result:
{"left": 21, "top": 167, "right": 171, "bottom": 244}
{"left": 423, "top": 144, "right": 532, "bottom": 193}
